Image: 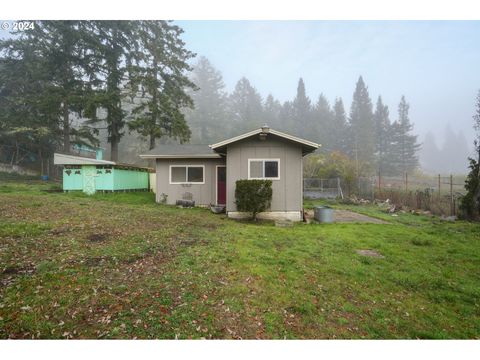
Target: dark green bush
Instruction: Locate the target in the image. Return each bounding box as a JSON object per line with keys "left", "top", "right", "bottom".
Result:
{"left": 234, "top": 179, "right": 273, "bottom": 220}
{"left": 459, "top": 146, "right": 480, "bottom": 220}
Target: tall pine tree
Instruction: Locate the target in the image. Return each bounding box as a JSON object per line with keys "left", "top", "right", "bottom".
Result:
{"left": 34, "top": 21, "right": 99, "bottom": 153}
{"left": 390, "top": 95, "right": 420, "bottom": 174}
{"left": 263, "top": 94, "right": 282, "bottom": 130}
{"left": 313, "top": 93, "right": 333, "bottom": 147}
{"left": 279, "top": 101, "right": 295, "bottom": 134}
{"left": 185, "top": 56, "right": 228, "bottom": 144}
{"left": 292, "top": 78, "right": 312, "bottom": 138}
{"left": 0, "top": 37, "right": 59, "bottom": 170}
{"left": 128, "top": 21, "right": 196, "bottom": 150}
{"left": 84, "top": 21, "right": 137, "bottom": 161}
{"left": 1, "top": 21, "right": 98, "bottom": 155}
{"left": 228, "top": 77, "right": 263, "bottom": 134}
{"left": 373, "top": 96, "right": 392, "bottom": 175}
{"left": 348, "top": 76, "right": 375, "bottom": 170}
{"left": 331, "top": 97, "right": 349, "bottom": 153}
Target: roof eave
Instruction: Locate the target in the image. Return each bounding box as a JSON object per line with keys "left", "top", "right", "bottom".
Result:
{"left": 139, "top": 154, "right": 222, "bottom": 159}
{"left": 302, "top": 143, "right": 322, "bottom": 156}
{"left": 209, "top": 128, "right": 263, "bottom": 150}
{"left": 269, "top": 129, "right": 320, "bottom": 149}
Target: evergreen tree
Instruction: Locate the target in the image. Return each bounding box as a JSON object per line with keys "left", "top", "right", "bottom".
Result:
{"left": 263, "top": 94, "right": 282, "bottom": 130}
{"left": 228, "top": 77, "right": 263, "bottom": 134}
{"left": 185, "top": 56, "right": 228, "bottom": 144}
{"left": 348, "top": 76, "right": 375, "bottom": 169}
{"left": 460, "top": 90, "right": 480, "bottom": 219}
{"left": 292, "top": 78, "right": 312, "bottom": 138}
{"left": 279, "top": 101, "right": 295, "bottom": 134}
{"left": 331, "top": 97, "right": 349, "bottom": 153}
{"left": 0, "top": 39, "right": 59, "bottom": 170}
{"left": 373, "top": 96, "right": 392, "bottom": 175}
{"left": 128, "top": 21, "right": 196, "bottom": 150}
{"left": 33, "top": 21, "right": 99, "bottom": 152}
{"left": 390, "top": 96, "right": 420, "bottom": 174}
{"left": 84, "top": 21, "right": 138, "bottom": 161}
{"left": 313, "top": 93, "right": 333, "bottom": 147}
{"left": 0, "top": 21, "right": 97, "bottom": 156}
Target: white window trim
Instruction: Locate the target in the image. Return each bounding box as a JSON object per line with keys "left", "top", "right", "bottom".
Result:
{"left": 247, "top": 158, "right": 280, "bottom": 180}
{"left": 169, "top": 165, "right": 205, "bottom": 185}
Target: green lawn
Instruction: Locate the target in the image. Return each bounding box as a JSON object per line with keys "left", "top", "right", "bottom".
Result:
{"left": 0, "top": 177, "right": 479, "bottom": 339}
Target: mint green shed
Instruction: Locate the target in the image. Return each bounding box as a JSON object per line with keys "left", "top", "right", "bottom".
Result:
{"left": 54, "top": 153, "right": 151, "bottom": 194}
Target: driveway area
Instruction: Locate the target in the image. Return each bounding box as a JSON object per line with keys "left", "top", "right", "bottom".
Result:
{"left": 305, "top": 209, "right": 389, "bottom": 224}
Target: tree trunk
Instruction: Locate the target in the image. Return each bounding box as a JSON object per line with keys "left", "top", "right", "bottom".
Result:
{"left": 149, "top": 56, "right": 159, "bottom": 152}
{"left": 110, "top": 140, "right": 118, "bottom": 162}
{"left": 149, "top": 134, "right": 155, "bottom": 150}
{"left": 110, "top": 110, "right": 119, "bottom": 161}
{"left": 15, "top": 139, "right": 19, "bottom": 165}
{"left": 39, "top": 148, "right": 43, "bottom": 175}
{"left": 63, "top": 103, "right": 71, "bottom": 153}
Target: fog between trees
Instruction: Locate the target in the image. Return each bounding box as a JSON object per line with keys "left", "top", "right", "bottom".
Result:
{"left": 0, "top": 21, "right": 473, "bottom": 176}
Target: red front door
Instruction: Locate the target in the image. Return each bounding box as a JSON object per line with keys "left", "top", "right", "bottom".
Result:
{"left": 217, "top": 166, "right": 226, "bottom": 205}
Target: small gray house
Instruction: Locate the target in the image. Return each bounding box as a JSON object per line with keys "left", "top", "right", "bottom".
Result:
{"left": 140, "top": 126, "right": 320, "bottom": 221}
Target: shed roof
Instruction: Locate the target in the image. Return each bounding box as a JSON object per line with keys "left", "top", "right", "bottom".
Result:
{"left": 140, "top": 144, "right": 221, "bottom": 159}
{"left": 54, "top": 153, "right": 115, "bottom": 166}
{"left": 54, "top": 153, "right": 153, "bottom": 171}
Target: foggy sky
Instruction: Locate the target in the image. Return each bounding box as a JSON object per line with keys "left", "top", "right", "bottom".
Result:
{"left": 177, "top": 20, "right": 480, "bottom": 151}
{"left": 1, "top": 20, "right": 479, "bottom": 152}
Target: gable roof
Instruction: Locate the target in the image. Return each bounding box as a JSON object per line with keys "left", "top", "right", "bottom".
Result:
{"left": 140, "top": 144, "right": 221, "bottom": 159}
{"left": 209, "top": 126, "right": 320, "bottom": 155}
{"left": 139, "top": 126, "right": 320, "bottom": 159}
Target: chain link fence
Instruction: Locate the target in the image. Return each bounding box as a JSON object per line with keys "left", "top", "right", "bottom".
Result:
{"left": 304, "top": 173, "right": 467, "bottom": 217}
{"left": 304, "top": 177, "right": 343, "bottom": 199}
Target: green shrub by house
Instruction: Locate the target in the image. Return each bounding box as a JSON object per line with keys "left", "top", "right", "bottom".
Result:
{"left": 235, "top": 179, "right": 273, "bottom": 220}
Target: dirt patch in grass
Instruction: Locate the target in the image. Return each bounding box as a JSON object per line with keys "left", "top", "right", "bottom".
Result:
{"left": 334, "top": 210, "right": 389, "bottom": 224}
{"left": 87, "top": 233, "right": 108, "bottom": 243}
{"left": 180, "top": 238, "right": 198, "bottom": 246}
{"left": 1, "top": 263, "right": 37, "bottom": 287}
{"left": 2, "top": 264, "right": 36, "bottom": 275}
{"left": 356, "top": 249, "right": 385, "bottom": 258}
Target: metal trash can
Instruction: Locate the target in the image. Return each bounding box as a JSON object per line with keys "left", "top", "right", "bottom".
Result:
{"left": 314, "top": 206, "right": 334, "bottom": 223}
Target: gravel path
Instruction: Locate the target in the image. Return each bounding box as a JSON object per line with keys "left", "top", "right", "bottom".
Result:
{"left": 305, "top": 209, "right": 389, "bottom": 224}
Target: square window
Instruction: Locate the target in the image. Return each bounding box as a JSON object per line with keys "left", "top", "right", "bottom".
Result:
{"left": 188, "top": 166, "right": 204, "bottom": 182}
{"left": 249, "top": 161, "right": 263, "bottom": 178}
{"left": 171, "top": 167, "right": 186, "bottom": 183}
{"left": 264, "top": 161, "right": 278, "bottom": 178}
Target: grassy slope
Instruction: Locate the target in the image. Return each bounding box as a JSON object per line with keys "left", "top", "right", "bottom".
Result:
{"left": 0, "top": 176, "right": 479, "bottom": 339}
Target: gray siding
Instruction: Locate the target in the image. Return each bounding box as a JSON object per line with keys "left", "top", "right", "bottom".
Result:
{"left": 226, "top": 137, "right": 303, "bottom": 212}
{"left": 156, "top": 158, "right": 225, "bottom": 205}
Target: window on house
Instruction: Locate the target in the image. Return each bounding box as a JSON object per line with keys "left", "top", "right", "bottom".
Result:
{"left": 170, "top": 165, "right": 204, "bottom": 184}
{"left": 187, "top": 166, "right": 203, "bottom": 182}
{"left": 248, "top": 159, "right": 280, "bottom": 180}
